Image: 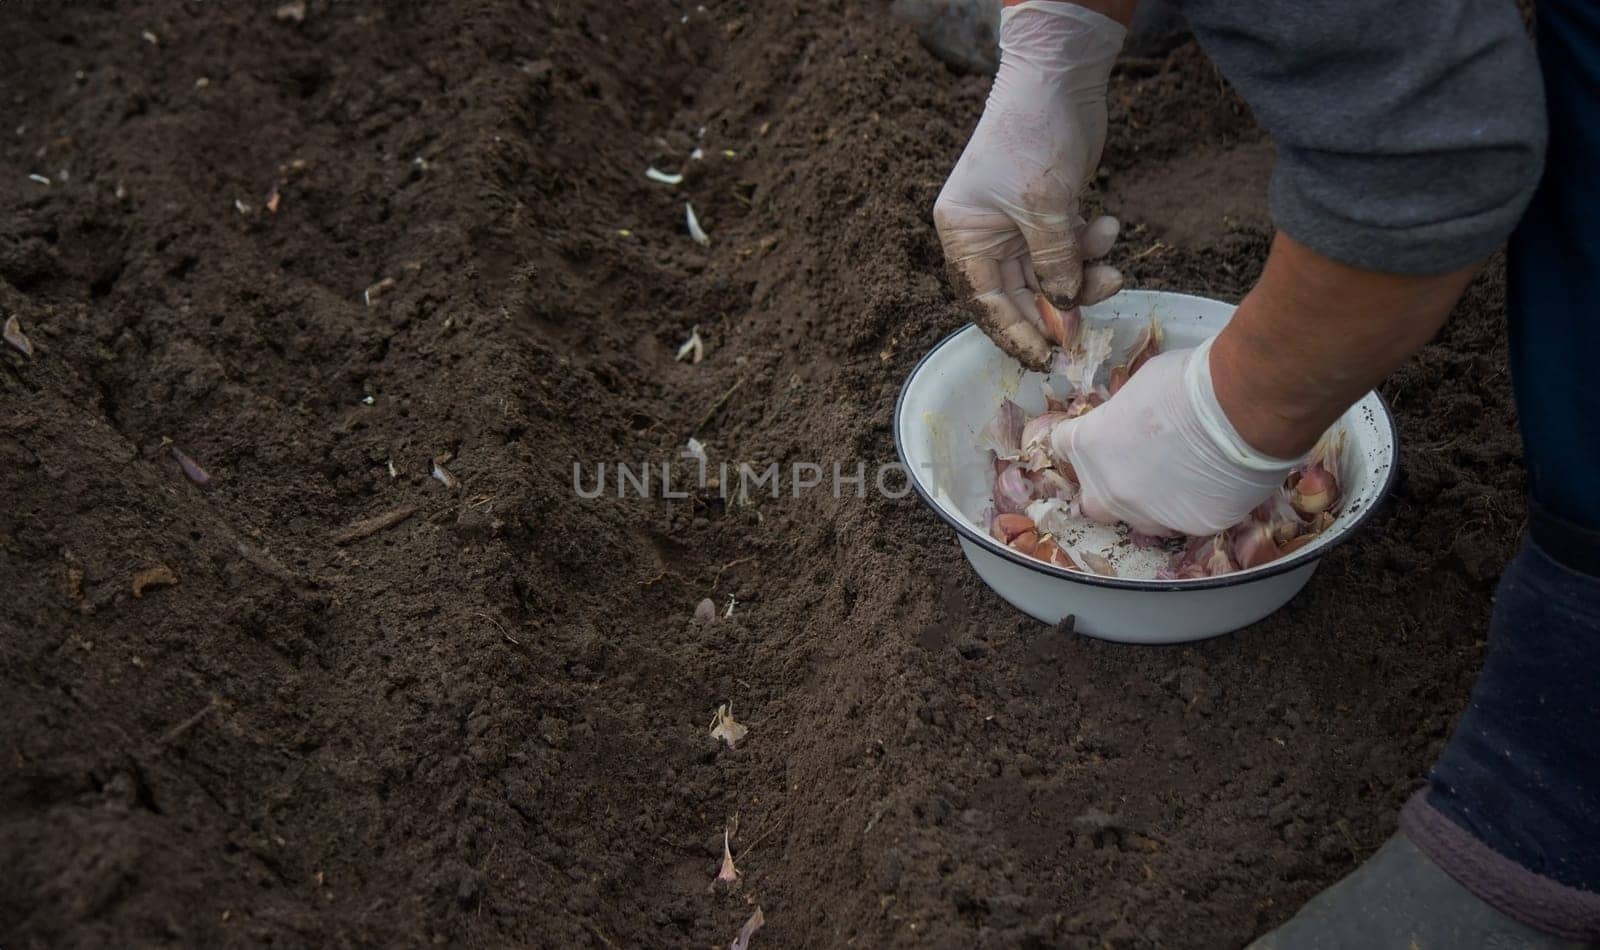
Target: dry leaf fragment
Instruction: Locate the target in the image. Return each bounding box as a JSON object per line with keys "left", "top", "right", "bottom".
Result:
{"left": 676, "top": 326, "right": 705, "bottom": 364}
{"left": 694, "top": 598, "right": 718, "bottom": 624}
{"left": 710, "top": 702, "right": 748, "bottom": 749}
{"left": 431, "top": 455, "right": 459, "bottom": 490}
{"left": 170, "top": 445, "right": 211, "bottom": 486}
{"left": 132, "top": 565, "right": 178, "bottom": 598}
{"left": 729, "top": 907, "right": 765, "bottom": 950}
{"left": 265, "top": 188, "right": 281, "bottom": 213}
{"left": 4, "top": 315, "right": 35, "bottom": 357}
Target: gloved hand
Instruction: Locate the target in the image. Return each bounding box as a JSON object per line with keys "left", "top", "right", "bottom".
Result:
{"left": 935, "top": 1, "right": 1127, "bottom": 371}
{"left": 1049, "top": 340, "right": 1300, "bottom": 536}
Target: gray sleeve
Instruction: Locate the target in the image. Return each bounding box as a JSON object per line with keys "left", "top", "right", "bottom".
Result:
{"left": 1172, "top": 0, "right": 1546, "bottom": 274}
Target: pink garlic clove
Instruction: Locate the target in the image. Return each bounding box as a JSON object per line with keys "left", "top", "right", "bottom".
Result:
{"left": 1061, "top": 326, "right": 1116, "bottom": 397}
{"left": 1108, "top": 364, "right": 1130, "bottom": 397}
{"left": 1289, "top": 464, "right": 1337, "bottom": 517}
{"left": 4, "top": 315, "right": 35, "bottom": 357}
{"left": 1202, "top": 534, "right": 1238, "bottom": 576}
{"left": 170, "top": 445, "right": 211, "bottom": 486}
{"left": 1128, "top": 317, "right": 1163, "bottom": 375}
{"left": 1020, "top": 411, "right": 1072, "bottom": 471}
{"left": 1032, "top": 468, "right": 1076, "bottom": 503}
{"left": 1289, "top": 430, "right": 1346, "bottom": 517}
{"left": 1230, "top": 522, "right": 1280, "bottom": 569}
{"left": 980, "top": 399, "right": 1026, "bottom": 460}
{"left": 1034, "top": 294, "right": 1080, "bottom": 349}
{"left": 993, "top": 463, "right": 1033, "bottom": 514}
{"left": 1040, "top": 380, "right": 1070, "bottom": 413}
{"left": 1278, "top": 534, "right": 1316, "bottom": 556}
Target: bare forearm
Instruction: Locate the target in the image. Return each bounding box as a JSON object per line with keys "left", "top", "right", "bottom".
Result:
{"left": 1211, "top": 232, "right": 1479, "bottom": 459}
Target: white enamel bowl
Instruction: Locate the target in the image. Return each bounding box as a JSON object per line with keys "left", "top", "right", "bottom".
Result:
{"left": 894, "top": 290, "right": 1398, "bottom": 644}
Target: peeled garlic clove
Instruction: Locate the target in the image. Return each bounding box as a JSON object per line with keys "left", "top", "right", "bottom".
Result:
{"left": 685, "top": 202, "right": 710, "bottom": 245}
{"left": 1079, "top": 551, "right": 1118, "bottom": 577}
{"left": 676, "top": 326, "right": 705, "bottom": 363}
{"left": 990, "top": 512, "right": 1036, "bottom": 544}
{"left": 1033, "top": 294, "right": 1080, "bottom": 349}
{"left": 1010, "top": 531, "right": 1040, "bottom": 556}
{"left": 1034, "top": 536, "right": 1080, "bottom": 570}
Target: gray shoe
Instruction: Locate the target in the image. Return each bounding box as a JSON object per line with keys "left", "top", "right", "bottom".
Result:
{"left": 1248, "top": 833, "right": 1595, "bottom": 949}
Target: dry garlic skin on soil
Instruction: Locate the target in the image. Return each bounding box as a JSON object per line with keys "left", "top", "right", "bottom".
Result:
{"left": 980, "top": 319, "right": 1349, "bottom": 581}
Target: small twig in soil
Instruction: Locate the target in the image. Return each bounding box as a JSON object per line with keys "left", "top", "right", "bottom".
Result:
{"left": 1126, "top": 242, "right": 1169, "bottom": 263}
{"left": 737, "top": 815, "right": 786, "bottom": 860}
{"left": 332, "top": 505, "right": 417, "bottom": 545}
{"left": 712, "top": 555, "right": 757, "bottom": 590}
{"left": 157, "top": 698, "right": 219, "bottom": 746}
{"left": 473, "top": 611, "right": 519, "bottom": 645}
{"left": 695, "top": 376, "right": 746, "bottom": 433}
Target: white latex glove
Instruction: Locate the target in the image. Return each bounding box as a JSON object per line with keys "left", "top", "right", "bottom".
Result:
{"left": 934, "top": 1, "right": 1127, "bottom": 371}
{"left": 1049, "top": 339, "right": 1300, "bottom": 536}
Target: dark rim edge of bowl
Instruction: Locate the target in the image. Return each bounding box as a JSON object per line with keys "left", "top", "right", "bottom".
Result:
{"left": 892, "top": 318, "right": 1401, "bottom": 593}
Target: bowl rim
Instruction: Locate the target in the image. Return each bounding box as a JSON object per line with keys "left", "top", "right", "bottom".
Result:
{"left": 893, "top": 318, "right": 1400, "bottom": 593}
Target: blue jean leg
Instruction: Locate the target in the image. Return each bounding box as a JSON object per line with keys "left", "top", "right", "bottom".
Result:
{"left": 1405, "top": 0, "right": 1600, "bottom": 937}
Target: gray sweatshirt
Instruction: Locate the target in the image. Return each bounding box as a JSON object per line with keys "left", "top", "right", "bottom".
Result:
{"left": 1175, "top": 0, "right": 1546, "bottom": 274}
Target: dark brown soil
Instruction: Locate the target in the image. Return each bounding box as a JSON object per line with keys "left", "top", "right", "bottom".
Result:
{"left": 0, "top": 3, "right": 1524, "bottom": 948}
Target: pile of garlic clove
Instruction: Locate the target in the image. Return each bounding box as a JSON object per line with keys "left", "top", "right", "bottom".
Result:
{"left": 982, "top": 307, "right": 1345, "bottom": 580}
